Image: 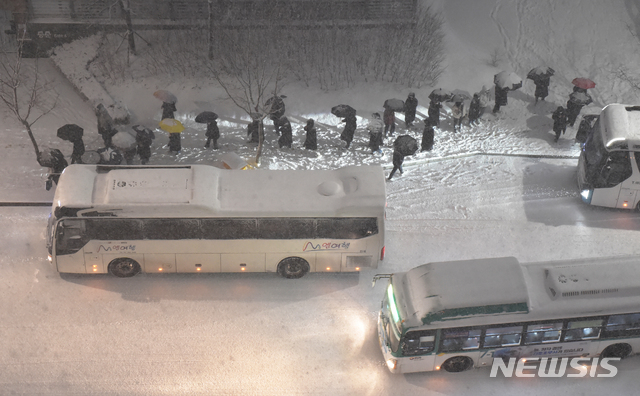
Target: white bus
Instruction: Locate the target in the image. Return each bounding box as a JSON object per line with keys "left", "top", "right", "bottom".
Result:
{"left": 577, "top": 104, "right": 640, "bottom": 209}
{"left": 373, "top": 256, "right": 640, "bottom": 373}
{"left": 47, "top": 164, "right": 386, "bottom": 278}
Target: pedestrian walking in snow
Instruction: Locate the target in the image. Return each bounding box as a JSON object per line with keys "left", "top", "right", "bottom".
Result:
{"left": 383, "top": 106, "right": 395, "bottom": 136}
{"left": 340, "top": 113, "right": 357, "bottom": 149}
{"left": 566, "top": 91, "right": 592, "bottom": 127}
{"left": 70, "top": 137, "right": 85, "bottom": 164}
{"left": 533, "top": 76, "right": 551, "bottom": 103}
{"left": 39, "top": 148, "right": 68, "bottom": 190}
{"left": 204, "top": 119, "right": 220, "bottom": 149}
{"left": 404, "top": 92, "right": 418, "bottom": 127}
{"left": 96, "top": 104, "right": 116, "bottom": 148}
{"left": 161, "top": 101, "right": 177, "bottom": 120}
{"left": 133, "top": 125, "right": 154, "bottom": 164}
{"left": 388, "top": 149, "right": 405, "bottom": 180}
{"left": 428, "top": 100, "right": 442, "bottom": 127}
{"left": 277, "top": 116, "right": 293, "bottom": 149}
{"left": 247, "top": 116, "right": 262, "bottom": 144}
{"left": 367, "top": 113, "right": 384, "bottom": 154}
{"left": 421, "top": 120, "right": 434, "bottom": 152}
{"left": 552, "top": 106, "right": 568, "bottom": 143}
{"left": 468, "top": 93, "right": 481, "bottom": 125}
{"left": 492, "top": 85, "right": 509, "bottom": 113}
{"left": 451, "top": 100, "right": 464, "bottom": 132}
{"left": 267, "top": 94, "right": 286, "bottom": 131}
{"left": 303, "top": 119, "right": 317, "bottom": 150}
{"left": 168, "top": 132, "right": 181, "bottom": 154}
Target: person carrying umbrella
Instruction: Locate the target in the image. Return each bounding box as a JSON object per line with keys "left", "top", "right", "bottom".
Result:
{"left": 57, "top": 124, "right": 85, "bottom": 164}
{"left": 38, "top": 148, "right": 68, "bottom": 190}
{"left": 404, "top": 92, "right": 418, "bottom": 127}
{"left": 159, "top": 118, "right": 184, "bottom": 154}
{"left": 493, "top": 85, "right": 509, "bottom": 113}
{"left": 527, "top": 66, "right": 554, "bottom": 104}
{"left": 451, "top": 99, "right": 464, "bottom": 132}
{"left": 266, "top": 94, "right": 286, "bottom": 131}
{"left": 277, "top": 116, "right": 293, "bottom": 149}
{"left": 162, "top": 101, "right": 177, "bottom": 120}
{"left": 70, "top": 137, "right": 85, "bottom": 164}
{"left": 340, "top": 112, "right": 357, "bottom": 149}
{"left": 388, "top": 135, "right": 418, "bottom": 180}
{"left": 367, "top": 113, "right": 384, "bottom": 154}
{"left": 383, "top": 105, "right": 395, "bottom": 136}
{"left": 133, "top": 125, "right": 155, "bottom": 164}
{"left": 303, "top": 119, "right": 317, "bottom": 150}
{"left": 95, "top": 104, "right": 117, "bottom": 148}
{"left": 421, "top": 119, "right": 434, "bottom": 152}
{"left": 552, "top": 106, "right": 568, "bottom": 143}
{"left": 566, "top": 91, "right": 593, "bottom": 127}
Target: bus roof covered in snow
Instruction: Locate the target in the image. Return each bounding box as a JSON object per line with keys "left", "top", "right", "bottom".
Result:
{"left": 600, "top": 104, "right": 640, "bottom": 151}
{"left": 52, "top": 164, "right": 386, "bottom": 218}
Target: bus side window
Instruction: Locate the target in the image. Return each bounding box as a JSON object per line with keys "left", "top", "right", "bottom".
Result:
{"left": 483, "top": 325, "right": 523, "bottom": 347}
{"left": 603, "top": 313, "right": 640, "bottom": 337}
{"left": 440, "top": 328, "right": 481, "bottom": 352}
{"left": 86, "top": 219, "right": 143, "bottom": 240}
{"left": 524, "top": 322, "right": 563, "bottom": 344}
{"left": 142, "top": 219, "right": 200, "bottom": 240}
{"left": 564, "top": 319, "right": 603, "bottom": 341}
{"left": 402, "top": 330, "right": 435, "bottom": 356}
{"left": 316, "top": 218, "right": 378, "bottom": 239}
{"left": 200, "top": 219, "right": 257, "bottom": 239}
{"left": 257, "top": 218, "right": 315, "bottom": 239}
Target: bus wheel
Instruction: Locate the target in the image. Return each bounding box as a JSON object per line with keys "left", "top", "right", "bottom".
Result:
{"left": 277, "top": 257, "right": 310, "bottom": 279}
{"left": 108, "top": 258, "right": 141, "bottom": 278}
{"left": 441, "top": 356, "right": 473, "bottom": 373}
{"left": 601, "top": 343, "right": 632, "bottom": 359}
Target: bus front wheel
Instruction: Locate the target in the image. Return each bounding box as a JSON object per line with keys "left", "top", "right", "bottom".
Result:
{"left": 441, "top": 356, "right": 473, "bottom": 373}
{"left": 277, "top": 257, "right": 310, "bottom": 279}
{"left": 601, "top": 343, "right": 632, "bottom": 359}
{"left": 108, "top": 258, "right": 141, "bottom": 278}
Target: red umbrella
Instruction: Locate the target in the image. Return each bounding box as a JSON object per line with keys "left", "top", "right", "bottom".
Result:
{"left": 572, "top": 78, "right": 596, "bottom": 90}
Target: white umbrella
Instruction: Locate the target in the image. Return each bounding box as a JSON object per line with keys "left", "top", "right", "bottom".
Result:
{"left": 112, "top": 131, "right": 136, "bottom": 150}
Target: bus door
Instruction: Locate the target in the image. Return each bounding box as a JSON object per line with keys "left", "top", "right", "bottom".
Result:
{"left": 54, "top": 219, "right": 88, "bottom": 273}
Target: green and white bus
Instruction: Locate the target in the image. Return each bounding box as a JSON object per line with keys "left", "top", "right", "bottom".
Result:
{"left": 47, "top": 164, "right": 386, "bottom": 278}
{"left": 373, "top": 256, "right": 640, "bottom": 373}
{"left": 577, "top": 104, "right": 640, "bottom": 209}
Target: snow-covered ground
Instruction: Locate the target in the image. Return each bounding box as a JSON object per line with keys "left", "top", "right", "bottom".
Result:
{"left": 3, "top": 0, "right": 640, "bottom": 394}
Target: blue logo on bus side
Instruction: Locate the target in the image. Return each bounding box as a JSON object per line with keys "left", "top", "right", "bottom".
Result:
{"left": 303, "top": 242, "right": 350, "bottom": 251}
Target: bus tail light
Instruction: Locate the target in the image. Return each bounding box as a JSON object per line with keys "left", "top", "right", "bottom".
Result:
{"left": 380, "top": 246, "right": 385, "bottom": 261}
{"left": 435, "top": 365, "right": 441, "bottom": 371}
{"left": 623, "top": 201, "right": 628, "bottom": 208}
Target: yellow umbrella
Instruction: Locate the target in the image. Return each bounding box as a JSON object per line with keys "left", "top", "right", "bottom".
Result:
{"left": 159, "top": 118, "right": 185, "bottom": 133}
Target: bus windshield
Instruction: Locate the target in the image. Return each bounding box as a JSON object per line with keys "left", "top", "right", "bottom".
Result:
{"left": 583, "top": 120, "right": 633, "bottom": 188}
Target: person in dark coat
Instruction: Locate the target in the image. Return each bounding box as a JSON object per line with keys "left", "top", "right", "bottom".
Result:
{"left": 533, "top": 76, "right": 550, "bottom": 104}
{"left": 168, "top": 132, "right": 181, "bottom": 154}
{"left": 340, "top": 113, "right": 357, "bottom": 149}
{"left": 367, "top": 113, "right": 384, "bottom": 154}
{"left": 277, "top": 116, "right": 293, "bottom": 148}
{"left": 566, "top": 91, "right": 593, "bottom": 127}
{"left": 468, "top": 93, "right": 481, "bottom": 125}
{"left": 421, "top": 120, "right": 434, "bottom": 152}
{"left": 40, "top": 149, "right": 68, "bottom": 190}
{"left": 267, "top": 94, "right": 286, "bottom": 131}
{"left": 552, "top": 106, "right": 568, "bottom": 143}
{"left": 428, "top": 100, "right": 442, "bottom": 127}
{"left": 70, "top": 137, "right": 85, "bottom": 164}
{"left": 247, "top": 117, "right": 262, "bottom": 144}
{"left": 388, "top": 148, "right": 405, "bottom": 180}
{"left": 383, "top": 106, "right": 395, "bottom": 136}
{"left": 96, "top": 104, "right": 116, "bottom": 148}
{"left": 204, "top": 119, "right": 220, "bottom": 149}
{"left": 451, "top": 101, "right": 464, "bottom": 132}
{"left": 303, "top": 119, "right": 317, "bottom": 150}
{"left": 161, "top": 101, "right": 177, "bottom": 120}
{"left": 134, "top": 125, "right": 154, "bottom": 164}
{"left": 493, "top": 85, "right": 509, "bottom": 113}
{"left": 404, "top": 92, "right": 418, "bottom": 127}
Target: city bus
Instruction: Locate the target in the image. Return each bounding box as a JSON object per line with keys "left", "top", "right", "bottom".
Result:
{"left": 47, "top": 164, "right": 386, "bottom": 278}
{"left": 577, "top": 104, "right": 640, "bottom": 209}
{"left": 373, "top": 256, "right": 640, "bottom": 373}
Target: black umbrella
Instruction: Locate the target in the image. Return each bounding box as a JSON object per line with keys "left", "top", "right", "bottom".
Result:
{"left": 429, "top": 88, "right": 453, "bottom": 102}
{"left": 57, "top": 124, "right": 84, "bottom": 141}
{"left": 331, "top": 104, "right": 356, "bottom": 118}
{"left": 527, "top": 66, "right": 555, "bottom": 81}
{"left": 195, "top": 111, "right": 219, "bottom": 123}
{"left": 393, "top": 135, "right": 419, "bottom": 156}
{"left": 384, "top": 98, "right": 405, "bottom": 112}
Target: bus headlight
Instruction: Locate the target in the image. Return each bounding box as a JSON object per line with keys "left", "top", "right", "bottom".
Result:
{"left": 386, "top": 358, "right": 397, "bottom": 371}
{"left": 580, "top": 189, "right": 592, "bottom": 204}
